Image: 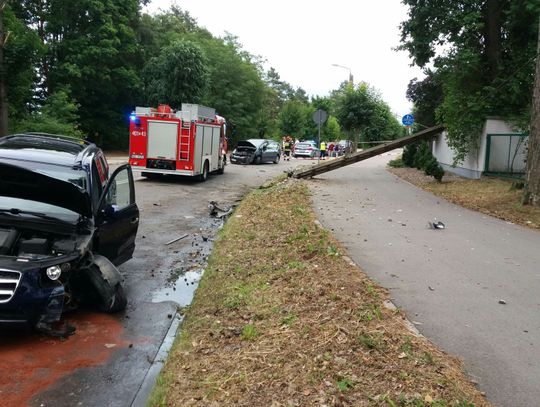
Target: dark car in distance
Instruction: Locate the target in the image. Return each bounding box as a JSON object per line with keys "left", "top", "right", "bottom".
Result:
{"left": 0, "top": 133, "right": 139, "bottom": 337}
{"left": 230, "top": 139, "right": 281, "bottom": 164}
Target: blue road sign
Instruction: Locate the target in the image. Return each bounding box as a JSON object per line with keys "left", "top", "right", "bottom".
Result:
{"left": 402, "top": 114, "right": 414, "bottom": 126}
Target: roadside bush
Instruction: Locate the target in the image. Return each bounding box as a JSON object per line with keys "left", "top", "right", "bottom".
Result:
{"left": 424, "top": 156, "right": 444, "bottom": 182}
{"left": 388, "top": 156, "right": 404, "bottom": 168}
{"left": 399, "top": 140, "right": 444, "bottom": 182}
{"left": 402, "top": 142, "right": 418, "bottom": 167}
{"left": 413, "top": 142, "right": 432, "bottom": 170}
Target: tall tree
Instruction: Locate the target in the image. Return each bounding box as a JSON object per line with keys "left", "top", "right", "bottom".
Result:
{"left": 400, "top": 0, "right": 539, "bottom": 162}
{"left": 406, "top": 70, "right": 443, "bottom": 128}
{"left": 143, "top": 39, "right": 208, "bottom": 107}
{"left": 199, "top": 34, "right": 265, "bottom": 144}
{"left": 278, "top": 100, "right": 306, "bottom": 137}
{"left": 0, "top": 1, "right": 7, "bottom": 137}
{"left": 13, "top": 0, "right": 143, "bottom": 147}
{"left": 2, "top": 3, "right": 42, "bottom": 128}
{"left": 333, "top": 83, "right": 401, "bottom": 145}
{"left": 525, "top": 17, "right": 540, "bottom": 206}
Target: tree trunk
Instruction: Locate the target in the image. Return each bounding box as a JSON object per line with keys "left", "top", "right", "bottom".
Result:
{"left": 0, "top": 1, "right": 8, "bottom": 137}
{"left": 483, "top": 0, "right": 503, "bottom": 79}
{"left": 525, "top": 17, "right": 540, "bottom": 206}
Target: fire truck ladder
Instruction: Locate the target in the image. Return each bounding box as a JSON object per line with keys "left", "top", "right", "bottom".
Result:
{"left": 291, "top": 125, "right": 444, "bottom": 179}
{"left": 179, "top": 122, "right": 191, "bottom": 161}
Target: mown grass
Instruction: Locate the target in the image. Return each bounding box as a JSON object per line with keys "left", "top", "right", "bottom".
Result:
{"left": 147, "top": 178, "right": 491, "bottom": 407}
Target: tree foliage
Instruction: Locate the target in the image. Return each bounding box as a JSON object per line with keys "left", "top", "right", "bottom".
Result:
{"left": 2, "top": 4, "right": 42, "bottom": 125}
{"left": 14, "top": 88, "right": 83, "bottom": 137}
{"left": 400, "top": 0, "right": 540, "bottom": 162}
{"left": 143, "top": 39, "right": 207, "bottom": 107}
{"left": 3, "top": 2, "right": 401, "bottom": 151}
{"left": 333, "top": 83, "right": 402, "bottom": 144}
{"left": 198, "top": 34, "right": 266, "bottom": 143}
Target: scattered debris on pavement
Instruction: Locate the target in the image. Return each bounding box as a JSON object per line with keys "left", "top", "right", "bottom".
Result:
{"left": 208, "top": 201, "right": 235, "bottom": 219}
{"left": 428, "top": 220, "right": 446, "bottom": 229}
{"left": 165, "top": 234, "right": 189, "bottom": 246}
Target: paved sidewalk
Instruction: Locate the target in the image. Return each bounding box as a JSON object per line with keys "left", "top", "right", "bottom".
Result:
{"left": 309, "top": 152, "right": 540, "bottom": 407}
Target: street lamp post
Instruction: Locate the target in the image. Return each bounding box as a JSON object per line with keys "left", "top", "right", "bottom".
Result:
{"left": 332, "top": 63, "right": 353, "bottom": 86}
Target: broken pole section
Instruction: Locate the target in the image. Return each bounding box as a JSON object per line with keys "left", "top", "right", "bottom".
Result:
{"left": 291, "top": 125, "right": 444, "bottom": 179}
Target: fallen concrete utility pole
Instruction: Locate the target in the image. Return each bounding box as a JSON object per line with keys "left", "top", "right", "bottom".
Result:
{"left": 291, "top": 125, "right": 444, "bottom": 179}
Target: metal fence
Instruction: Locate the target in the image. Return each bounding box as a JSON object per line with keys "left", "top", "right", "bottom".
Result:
{"left": 484, "top": 133, "right": 527, "bottom": 177}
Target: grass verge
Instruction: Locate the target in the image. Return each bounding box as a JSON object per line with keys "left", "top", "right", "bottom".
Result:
{"left": 147, "top": 178, "right": 491, "bottom": 407}
{"left": 388, "top": 167, "right": 540, "bottom": 230}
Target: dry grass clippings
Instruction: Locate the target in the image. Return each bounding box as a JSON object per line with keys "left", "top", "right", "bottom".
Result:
{"left": 388, "top": 167, "right": 540, "bottom": 230}
{"left": 149, "top": 178, "right": 492, "bottom": 407}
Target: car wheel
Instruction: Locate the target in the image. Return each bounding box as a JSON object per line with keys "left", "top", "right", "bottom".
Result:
{"left": 199, "top": 160, "right": 209, "bottom": 182}
{"left": 87, "top": 265, "right": 127, "bottom": 313}
{"left": 254, "top": 155, "right": 261, "bottom": 165}
{"left": 273, "top": 154, "right": 280, "bottom": 164}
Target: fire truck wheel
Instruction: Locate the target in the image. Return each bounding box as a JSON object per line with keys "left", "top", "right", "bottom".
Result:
{"left": 199, "top": 161, "right": 209, "bottom": 182}
{"left": 141, "top": 172, "right": 162, "bottom": 179}
{"left": 217, "top": 160, "right": 225, "bottom": 174}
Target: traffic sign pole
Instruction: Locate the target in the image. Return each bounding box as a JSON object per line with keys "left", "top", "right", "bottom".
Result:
{"left": 312, "top": 109, "right": 328, "bottom": 164}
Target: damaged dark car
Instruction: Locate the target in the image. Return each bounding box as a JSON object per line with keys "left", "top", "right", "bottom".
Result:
{"left": 0, "top": 133, "right": 139, "bottom": 337}
{"left": 230, "top": 139, "right": 281, "bottom": 165}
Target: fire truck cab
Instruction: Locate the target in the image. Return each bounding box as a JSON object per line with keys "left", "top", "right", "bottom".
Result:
{"left": 128, "top": 103, "right": 227, "bottom": 181}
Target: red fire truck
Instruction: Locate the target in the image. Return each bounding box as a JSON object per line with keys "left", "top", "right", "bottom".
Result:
{"left": 128, "top": 103, "right": 227, "bottom": 181}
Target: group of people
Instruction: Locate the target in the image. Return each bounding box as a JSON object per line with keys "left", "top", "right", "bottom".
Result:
{"left": 322, "top": 141, "right": 343, "bottom": 158}
{"left": 281, "top": 136, "right": 345, "bottom": 160}
{"left": 315, "top": 140, "right": 344, "bottom": 159}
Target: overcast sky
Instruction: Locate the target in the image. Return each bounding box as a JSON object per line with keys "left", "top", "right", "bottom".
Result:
{"left": 144, "top": 0, "right": 424, "bottom": 119}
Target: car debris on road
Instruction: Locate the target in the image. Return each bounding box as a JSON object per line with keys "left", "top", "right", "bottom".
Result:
{"left": 208, "top": 201, "right": 235, "bottom": 219}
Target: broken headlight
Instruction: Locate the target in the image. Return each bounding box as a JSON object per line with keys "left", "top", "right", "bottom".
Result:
{"left": 45, "top": 263, "right": 71, "bottom": 281}
{"left": 46, "top": 265, "right": 62, "bottom": 280}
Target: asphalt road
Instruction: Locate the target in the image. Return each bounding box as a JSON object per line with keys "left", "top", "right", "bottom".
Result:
{"left": 0, "top": 156, "right": 315, "bottom": 407}
{"left": 309, "top": 151, "right": 540, "bottom": 407}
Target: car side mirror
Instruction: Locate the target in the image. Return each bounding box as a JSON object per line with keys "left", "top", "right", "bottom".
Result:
{"left": 101, "top": 204, "right": 116, "bottom": 217}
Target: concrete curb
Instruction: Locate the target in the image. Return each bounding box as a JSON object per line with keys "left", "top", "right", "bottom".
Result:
{"left": 130, "top": 313, "right": 183, "bottom": 407}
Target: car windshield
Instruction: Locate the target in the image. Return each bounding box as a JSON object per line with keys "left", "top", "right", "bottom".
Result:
{"left": 0, "top": 197, "right": 80, "bottom": 222}
{"left": 27, "top": 163, "right": 88, "bottom": 189}
{"left": 246, "top": 139, "right": 266, "bottom": 148}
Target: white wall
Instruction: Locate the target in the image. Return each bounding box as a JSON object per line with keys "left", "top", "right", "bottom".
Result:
{"left": 432, "top": 118, "right": 521, "bottom": 179}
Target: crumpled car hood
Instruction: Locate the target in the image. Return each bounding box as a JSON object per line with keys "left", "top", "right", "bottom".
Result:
{"left": 0, "top": 162, "right": 92, "bottom": 217}
{"left": 236, "top": 141, "right": 257, "bottom": 149}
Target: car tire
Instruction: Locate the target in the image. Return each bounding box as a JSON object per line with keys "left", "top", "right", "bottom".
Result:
{"left": 254, "top": 155, "right": 261, "bottom": 165}
{"left": 273, "top": 154, "right": 280, "bottom": 164}
{"left": 87, "top": 266, "right": 127, "bottom": 313}
{"left": 199, "top": 160, "right": 209, "bottom": 182}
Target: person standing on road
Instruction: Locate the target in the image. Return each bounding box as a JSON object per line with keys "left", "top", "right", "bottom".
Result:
{"left": 320, "top": 141, "right": 327, "bottom": 159}
{"left": 334, "top": 142, "right": 341, "bottom": 157}
{"left": 328, "top": 142, "right": 334, "bottom": 158}
{"left": 283, "top": 136, "right": 292, "bottom": 161}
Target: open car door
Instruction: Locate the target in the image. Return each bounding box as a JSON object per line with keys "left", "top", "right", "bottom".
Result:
{"left": 95, "top": 164, "right": 139, "bottom": 266}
